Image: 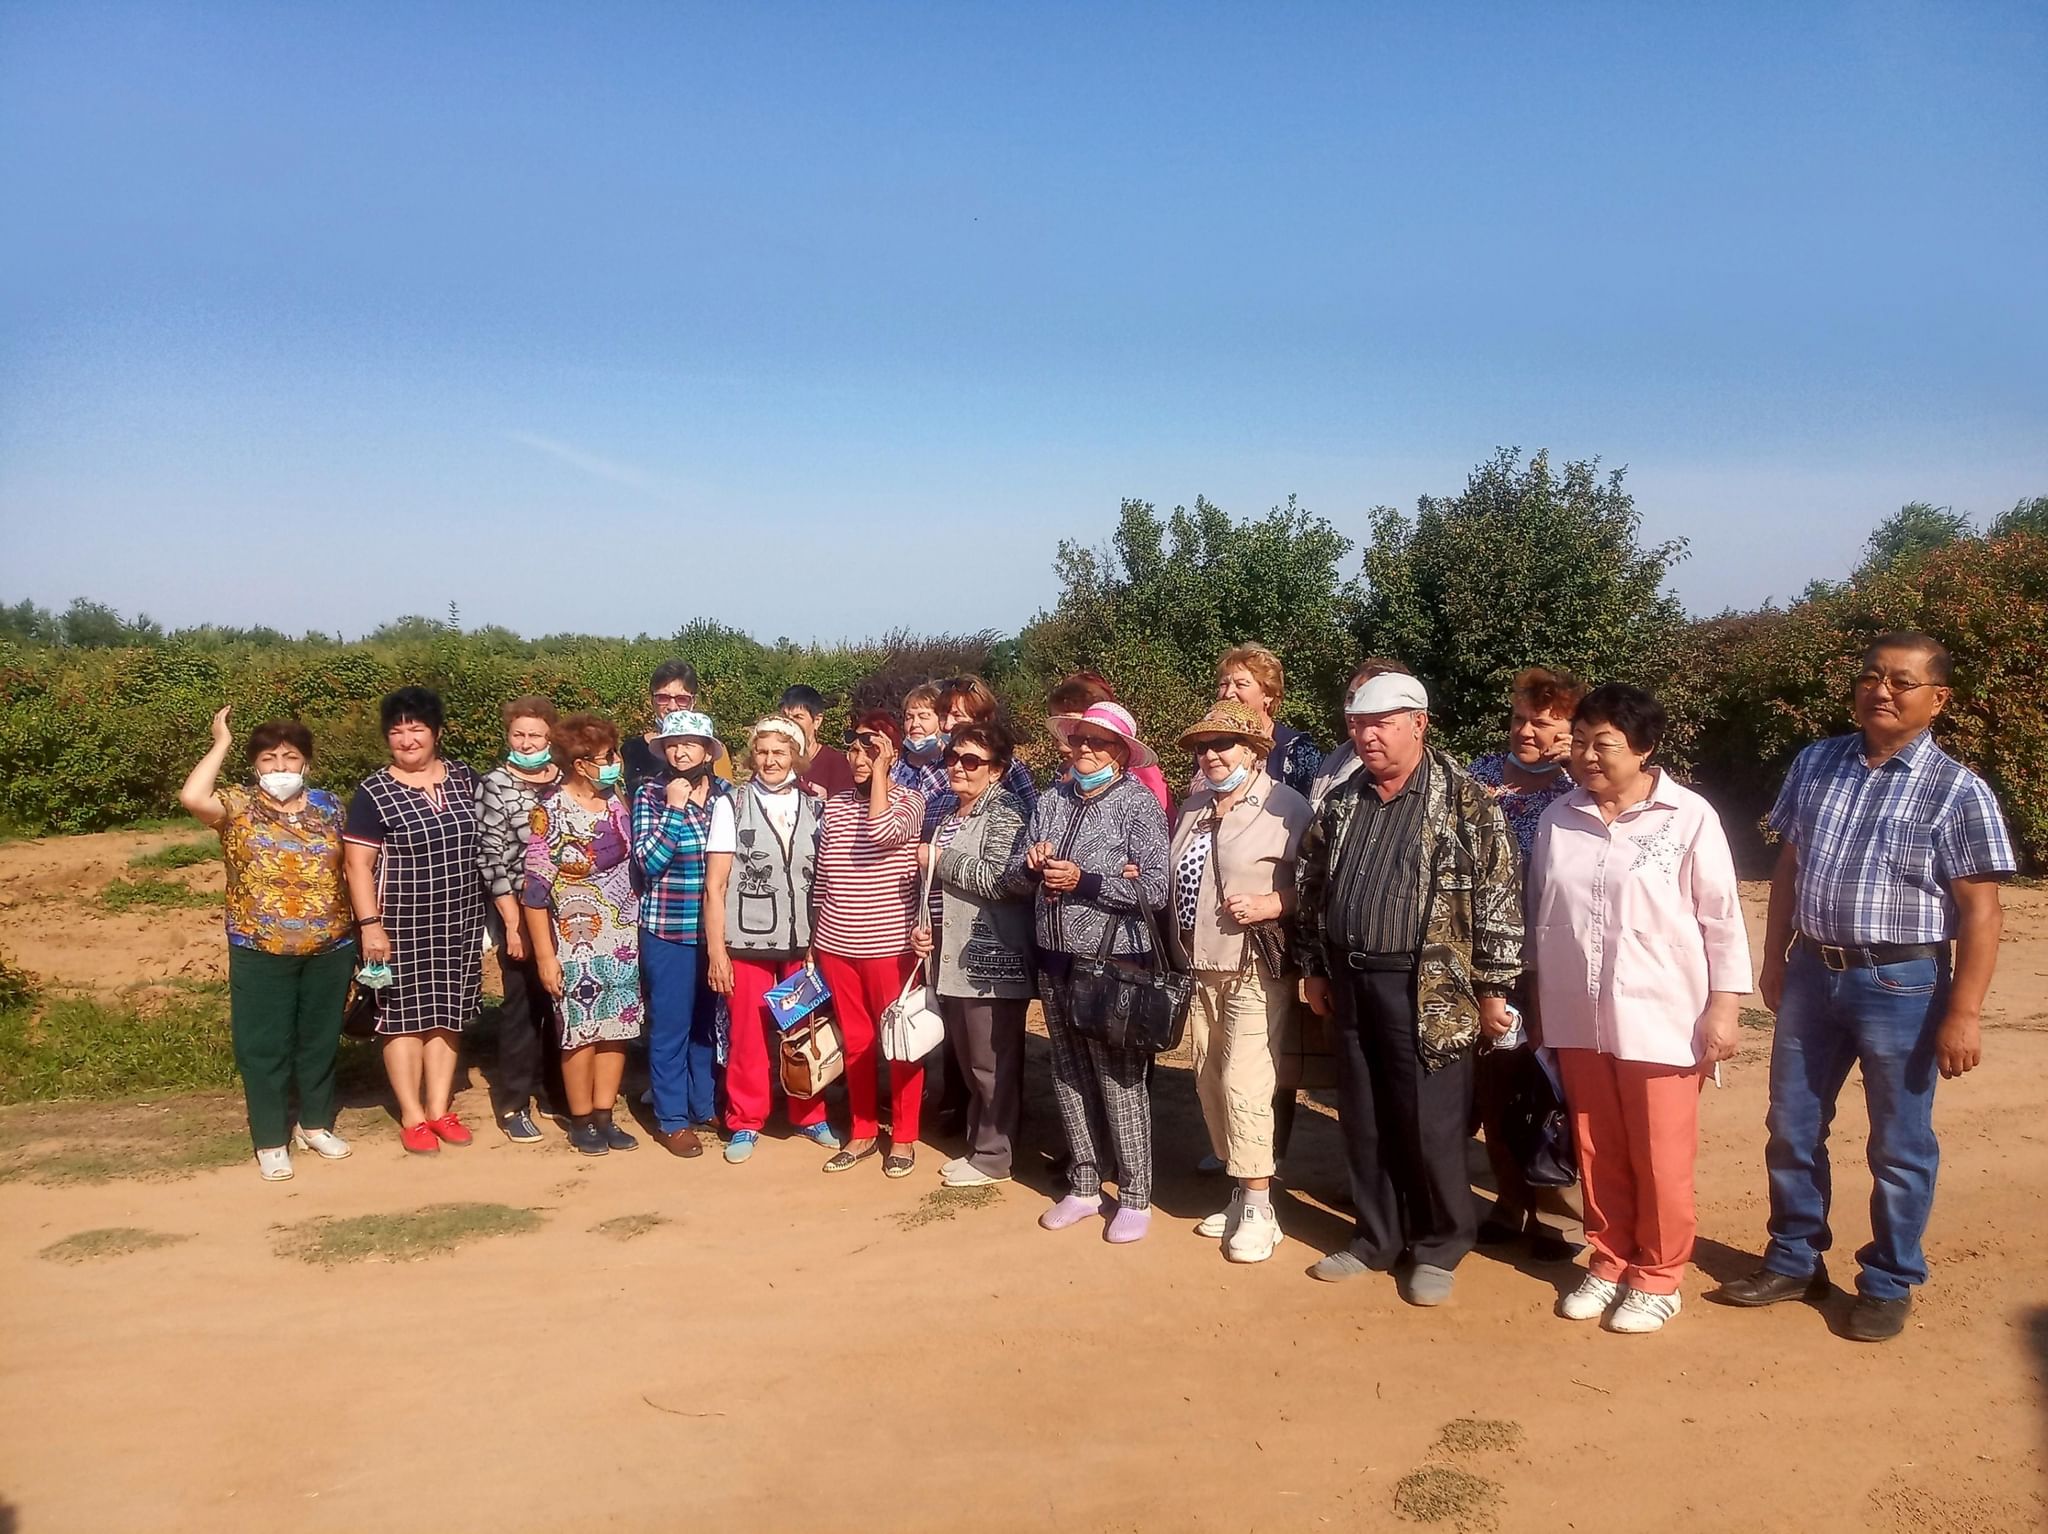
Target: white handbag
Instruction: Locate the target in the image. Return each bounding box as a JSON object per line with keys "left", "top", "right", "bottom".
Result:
{"left": 882, "top": 861, "right": 947, "bottom": 1061}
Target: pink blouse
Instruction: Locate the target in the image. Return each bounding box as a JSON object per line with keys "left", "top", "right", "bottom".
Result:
{"left": 1526, "top": 771, "right": 1753, "bottom": 1067}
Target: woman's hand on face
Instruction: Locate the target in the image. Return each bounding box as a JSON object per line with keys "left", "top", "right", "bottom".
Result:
{"left": 1041, "top": 859, "right": 1081, "bottom": 893}
{"left": 910, "top": 926, "right": 934, "bottom": 958}
{"left": 1223, "top": 891, "right": 1282, "bottom": 925}
{"left": 209, "top": 705, "right": 233, "bottom": 749}
{"left": 708, "top": 949, "right": 734, "bottom": 996}
{"left": 869, "top": 735, "right": 898, "bottom": 781}
{"left": 538, "top": 954, "right": 565, "bottom": 998}
{"left": 361, "top": 926, "right": 392, "bottom": 965}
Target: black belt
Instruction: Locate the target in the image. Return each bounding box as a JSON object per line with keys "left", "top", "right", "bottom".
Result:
{"left": 1344, "top": 951, "right": 1417, "bottom": 972}
{"left": 1794, "top": 933, "right": 1945, "bottom": 971}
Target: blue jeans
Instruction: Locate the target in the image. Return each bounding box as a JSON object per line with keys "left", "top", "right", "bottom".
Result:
{"left": 643, "top": 935, "right": 718, "bottom": 1133}
{"left": 1763, "top": 945, "right": 1948, "bottom": 1301}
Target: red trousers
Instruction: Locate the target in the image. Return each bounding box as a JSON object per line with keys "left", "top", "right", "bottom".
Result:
{"left": 725, "top": 956, "right": 828, "bottom": 1134}
{"left": 1558, "top": 1048, "right": 1707, "bottom": 1295}
{"left": 816, "top": 950, "right": 922, "bottom": 1144}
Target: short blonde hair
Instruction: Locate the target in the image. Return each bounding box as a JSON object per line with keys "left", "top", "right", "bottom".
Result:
{"left": 1216, "top": 644, "right": 1286, "bottom": 705}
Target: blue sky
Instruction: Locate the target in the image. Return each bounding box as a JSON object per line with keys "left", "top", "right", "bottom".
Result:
{"left": 3, "top": 2, "right": 2043, "bottom": 641}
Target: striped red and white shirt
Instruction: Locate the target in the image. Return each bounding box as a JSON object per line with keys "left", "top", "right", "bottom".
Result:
{"left": 812, "top": 784, "right": 925, "bottom": 959}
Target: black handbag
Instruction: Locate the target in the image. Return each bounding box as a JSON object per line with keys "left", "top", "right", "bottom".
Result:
{"left": 1065, "top": 900, "right": 1195, "bottom": 1054}
{"left": 1499, "top": 1048, "right": 1578, "bottom": 1188}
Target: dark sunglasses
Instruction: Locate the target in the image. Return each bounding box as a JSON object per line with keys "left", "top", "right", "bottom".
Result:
{"left": 943, "top": 749, "right": 993, "bottom": 771}
{"left": 1068, "top": 732, "right": 1121, "bottom": 752}
{"left": 842, "top": 730, "right": 887, "bottom": 751}
{"left": 1186, "top": 736, "right": 1240, "bottom": 755}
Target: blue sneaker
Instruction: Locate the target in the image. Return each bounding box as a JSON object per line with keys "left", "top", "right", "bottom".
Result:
{"left": 724, "top": 1130, "right": 758, "bottom": 1164}
{"left": 797, "top": 1121, "right": 843, "bottom": 1151}
{"left": 498, "top": 1109, "right": 544, "bottom": 1144}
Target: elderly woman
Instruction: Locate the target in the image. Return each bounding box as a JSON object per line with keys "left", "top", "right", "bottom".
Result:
{"left": 475, "top": 695, "right": 567, "bottom": 1143}
{"left": 910, "top": 721, "right": 1035, "bottom": 1187}
{"left": 623, "top": 660, "right": 734, "bottom": 798}
{"left": 1527, "top": 684, "right": 1751, "bottom": 1333}
{"left": 813, "top": 711, "right": 927, "bottom": 1175}
{"left": 1013, "top": 701, "right": 1173, "bottom": 1242}
{"left": 343, "top": 687, "right": 486, "bottom": 1153}
{"left": 1045, "top": 671, "right": 1172, "bottom": 812}
{"left": 1469, "top": 666, "right": 1587, "bottom": 1256}
{"left": 718, "top": 716, "right": 842, "bottom": 1163}
{"left": 1169, "top": 700, "right": 1313, "bottom": 1261}
{"left": 938, "top": 675, "right": 1039, "bottom": 813}
{"left": 521, "top": 713, "right": 643, "bottom": 1156}
{"left": 632, "top": 709, "right": 735, "bottom": 1158}
{"left": 1215, "top": 644, "right": 1323, "bottom": 796}
{"left": 179, "top": 706, "right": 355, "bottom": 1180}
{"left": 894, "top": 682, "right": 958, "bottom": 835}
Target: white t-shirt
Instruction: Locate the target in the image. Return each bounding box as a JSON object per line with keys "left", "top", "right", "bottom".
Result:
{"left": 705, "top": 793, "right": 738, "bottom": 855}
{"left": 750, "top": 780, "right": 802, "bottom": 851}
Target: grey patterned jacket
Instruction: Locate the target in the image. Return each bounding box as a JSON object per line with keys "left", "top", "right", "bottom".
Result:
{"left": 1009, "top": 771, "right": 1173, "bottom": 960}
{"left": 931, "top": 787, "right": 1036, "bottom": 1000}
{"left": 475, "top": 765, "right": 556, "bottom": 900}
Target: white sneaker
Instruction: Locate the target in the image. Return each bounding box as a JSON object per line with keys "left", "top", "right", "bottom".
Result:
{"left": 255, "top": 1146, "right": 294, "bottom": 1181}
{"left": 939, "top": 1156, "right": 971, "bottom": 1179}
{"left": 1196, "top": 1187, "right": 1246, "bottom": 1239}
{"left": 1605, "top": 1287, "right": 1681, "bottom": 1334}
{"left": 1224, "top": 1201, "right": 1283, "bottom": 1263}
{"left": 290, "top": 1125, "right": 352, "bottom": 1160}
{"left": 1558, "top": 1273, "right": 1621, "bottom": 1321}
{"left": 941, "top": 1163, "right": 1006, "bottom": 1189}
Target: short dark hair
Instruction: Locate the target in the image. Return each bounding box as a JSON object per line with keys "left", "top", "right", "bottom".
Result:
{"left": 1046, "top": 671, "right": 1117, "bottom": 715}
{"left": 246, "top": 720, "right": 314, "bottom": 759}
{"left": 948, "top": 719, "right": 1014, "bottom": 769}
{"left": 779, "top": 683, "right": 828, "bottom": 715}
{"left": 649, "top": 660, "right": 701, "bottom": 695}
{"left": 940, "top": 675, "right": 1000, "bottom": 723}
{"left": 380, "top": 687, "right": 444, "bottom": 736}
{"left": 1573, "top": 683, "right": 1666, "bottom": 755}
{"left": 1863, "top": 631, "right": 1953, "bottom": 685}
{"left": 551, "top": 712, "right": 620, "bottom": 771}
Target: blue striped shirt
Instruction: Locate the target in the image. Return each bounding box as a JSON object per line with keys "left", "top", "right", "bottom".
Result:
{"left": 1768, "top": 730, "right": 2016, "bottom": 945}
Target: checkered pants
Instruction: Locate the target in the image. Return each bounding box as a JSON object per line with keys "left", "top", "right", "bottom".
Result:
{"left": 1040, "top": 975, "right": 1154, "bottom": 1209}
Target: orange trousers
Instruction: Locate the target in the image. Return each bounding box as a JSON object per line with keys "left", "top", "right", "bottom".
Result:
{"left": 1557, "top": 1049, "right": 1706, "bottom": 1295}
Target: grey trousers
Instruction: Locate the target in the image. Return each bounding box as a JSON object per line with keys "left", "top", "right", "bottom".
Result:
{"left": 940, "top": 994, "right": 1027, "bottom": 1178}
{"left": 1040, "top": 976, "right": 1154, "bottom": 1208}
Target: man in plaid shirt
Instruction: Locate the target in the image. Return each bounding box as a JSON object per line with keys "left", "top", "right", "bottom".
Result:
{"left": 1713, "top": 632, "right": 2016, "bottom": 1341}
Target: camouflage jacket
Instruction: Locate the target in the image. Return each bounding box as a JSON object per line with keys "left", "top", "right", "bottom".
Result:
{"left": 1294, "top": 746, "right": 1523, "bottom": 1071}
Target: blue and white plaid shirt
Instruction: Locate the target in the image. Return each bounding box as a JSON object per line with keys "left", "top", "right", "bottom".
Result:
{"left": 1768, "top": 730, "right": 2016, "bottom": 945}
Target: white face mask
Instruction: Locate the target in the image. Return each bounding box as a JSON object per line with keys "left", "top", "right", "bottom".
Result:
{"left": 258, "top": 771, "right": 305, "bottom": 802}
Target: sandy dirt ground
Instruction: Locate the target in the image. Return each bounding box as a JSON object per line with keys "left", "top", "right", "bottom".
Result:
{"left": 2, "top": 828, "right": 2046, "bottom": 1533}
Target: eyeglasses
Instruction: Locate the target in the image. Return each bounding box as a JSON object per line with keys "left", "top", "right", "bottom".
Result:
{"left": 842, "top": 730, "right": 887, "bottom": 751}
{"left": 652, "top": 691, "right": 694, "bottom": 708}
{"left": 1186, "top": 736, "right": 1238, "bottom": 755}
{"left": 1068, "top": 732, "right": 1121, "bottom": 752}
{"left": 1854, "top": 673, "right": 1940, "bottom": 696}
{"left": 943, "top": 750, "right": 992, "bottom": 771}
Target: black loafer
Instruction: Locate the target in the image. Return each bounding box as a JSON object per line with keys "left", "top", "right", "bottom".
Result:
{"left": 568, "top": 1120, "right": 609, "bottom": 1157}
{"left": 596, "top": 1111, "right": 639, "bottom": 1152}
{"left": 1844, "top": 1293, "right": 1912, "bottom": 1342}
{"left": 1710, "top": 1265, "right": 1830, "bottom": 1307}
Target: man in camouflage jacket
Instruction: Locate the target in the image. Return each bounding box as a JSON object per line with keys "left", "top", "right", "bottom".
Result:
{"left": 1294, "top": 672, "right": 1523, "bottom": 1305}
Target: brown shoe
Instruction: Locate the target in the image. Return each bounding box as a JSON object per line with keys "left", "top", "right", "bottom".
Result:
{"left": 1709, "top": 1265, "right": 1829, "bottom": 1307}
{"left": 656, "top": 1126, "right": 704, "bottom": 1158}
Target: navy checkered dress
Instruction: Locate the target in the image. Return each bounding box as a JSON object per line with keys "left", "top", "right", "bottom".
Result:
{"left": 345, "top": 763, "right": 486, "bottom": 1035}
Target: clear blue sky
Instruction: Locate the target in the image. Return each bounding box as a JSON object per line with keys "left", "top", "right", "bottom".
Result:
{"left": 3, "top": 2, "right": 2043, "bottom": 642}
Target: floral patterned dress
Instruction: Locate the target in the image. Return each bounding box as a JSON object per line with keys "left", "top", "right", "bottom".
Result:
{"left": 521, "top": 788, "right": 643, "bottom": 1047}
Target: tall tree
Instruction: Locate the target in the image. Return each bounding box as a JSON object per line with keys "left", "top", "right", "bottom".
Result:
{"left": 1857, "top": 501, "right": 1976, "bottom": 575}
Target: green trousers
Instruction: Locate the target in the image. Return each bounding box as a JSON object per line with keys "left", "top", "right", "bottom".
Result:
{"left": 227, "top": 941, "right": 356, "bottom": 1150}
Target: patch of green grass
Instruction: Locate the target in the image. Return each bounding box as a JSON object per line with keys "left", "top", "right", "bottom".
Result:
{"left": 893, "top": 1183, "right": 1003, "bottom": 1230}
{"left": 0, "top": 1095, "right": 250, "bottom": 1183}
{"left": 591, "top": 1212, "right": 670, "bottom": 1241}
{"left": 39, "top": 1227, "right": 191, "bottom": 1263}
{"left": 98, "top": 875, "right": 220, "bottom": 913}
{"left": 127, "top": 840, "right": 220, "bottom": 871}
{"left": 277, "top": 1203, "right": 545, "bottom": 1265}
{"left": 1393, "top": 1465, "right": 1501, "bottom": 1529}
{"left": 1433, "top": 1418, "right": 1524, "bottom": 1456}
{"left": 0, "top": 991, "right": 238, "bottom": 1103}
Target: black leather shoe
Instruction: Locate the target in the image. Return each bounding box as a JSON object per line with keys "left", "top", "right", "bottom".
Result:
{"left": 1709, "top": 1265, "right": 1830, "bottom": 1307}
{"left": 1844, "top": 1293, "right": 1912, "bottom": 1342}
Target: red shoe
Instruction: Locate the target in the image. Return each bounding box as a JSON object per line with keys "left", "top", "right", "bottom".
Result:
{"left": 400, "top": 1121, "right": 440, "bottom": 1155}
{"left": 428, "top": 1113, "right": 472, "bottom": 1146}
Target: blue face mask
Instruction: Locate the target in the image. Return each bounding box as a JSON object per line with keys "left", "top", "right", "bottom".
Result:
{"left": 906, "top": 733, "right": 946, "bottom": 756}
{"left": 595, "top": 763, "right": 624, "bottom": 789}
{"left": 1072, "top": 762, "right": 1118, "bottom": 793}
{"left": 1210, "top": 763, "right": 1250, "bottom": 794}
{"left": 508, "top": 747, "right": 552, "bottom": 771}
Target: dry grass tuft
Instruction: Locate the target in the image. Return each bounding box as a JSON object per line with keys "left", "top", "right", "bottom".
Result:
{"left": 591, "top": 1212, "right": 670, "bottom": 1242}
{"left": 278, "top": 1203, "right": 544, "bottom": 1265}
{"left": 1393, "top": 1465, "right": 1501, "bottom": 1529}
{"left": 39, "top": 1227, "right": 191, "bottom": 1263}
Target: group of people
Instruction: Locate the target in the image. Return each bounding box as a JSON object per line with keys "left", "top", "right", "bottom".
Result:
{"left": 181, "top": 630, "right": 2013, "bottom": 1343}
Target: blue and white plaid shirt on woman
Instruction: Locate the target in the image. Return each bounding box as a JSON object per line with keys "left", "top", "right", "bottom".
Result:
{"left": 1768, "top": 730, "right": 2016, "bottom": 946}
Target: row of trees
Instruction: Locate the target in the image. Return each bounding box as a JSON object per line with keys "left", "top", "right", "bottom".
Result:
{"left": 4, "top": 453, "right": 2044, "bottom": 864}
